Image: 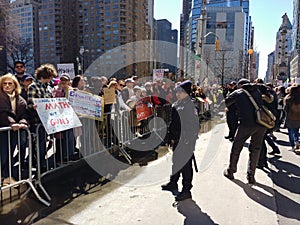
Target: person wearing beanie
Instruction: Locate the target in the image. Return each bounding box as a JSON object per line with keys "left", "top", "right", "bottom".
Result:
{"left": 161, "top": 80, "right": 200, "bottom": 201}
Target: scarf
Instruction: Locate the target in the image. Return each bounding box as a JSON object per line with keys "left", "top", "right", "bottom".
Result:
{"left": 7, "top": 92, "right": 17, "bottom": 113}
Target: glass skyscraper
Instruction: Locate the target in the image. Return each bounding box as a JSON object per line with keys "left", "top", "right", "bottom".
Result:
{"left": 189, "top": 0, "right": 250, "bottom": 51}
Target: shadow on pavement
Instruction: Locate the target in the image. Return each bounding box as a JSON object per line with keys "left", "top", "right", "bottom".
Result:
{"left": 233, "top": 180, "right": 300, "bottom": 221}
{"left": 268, "top": 156, "right": 300, "bottom": 194}
{"left": 0, "top": 155, "right": 127, "bottom": 225}
{"left": 274, "top": 139, "right": 290, "bottom": 147}
{"left": 176, "top": 199, "right": 217, "bottom": 225}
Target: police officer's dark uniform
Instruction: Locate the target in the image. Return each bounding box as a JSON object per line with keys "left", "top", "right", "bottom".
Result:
{"left": 161, "top": 80, "right": 199, "bottom": 201}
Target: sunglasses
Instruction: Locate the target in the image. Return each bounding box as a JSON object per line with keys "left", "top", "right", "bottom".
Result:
{"left": 119, "top": 84, "right": 126, "bottom": 87}
{"left": 15, "top": 66, "right": 24, "bottom": 68}
{"left": 3, "top": 82, "right": 14, "bottom": 86}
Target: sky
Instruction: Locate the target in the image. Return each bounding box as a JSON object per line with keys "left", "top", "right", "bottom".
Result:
{"left": 154, "top": 0, "right": 294, "bottom": 78}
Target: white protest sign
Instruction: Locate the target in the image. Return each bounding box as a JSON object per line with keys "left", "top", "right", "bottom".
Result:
{"left": 67, "top": 89, "right": 104, "bottom": 121}
{"left": 153, "top": 69, "right": 165, "bottom": 81}
{"left": 57, "top": 63, "right": 75, "bottom": 79}
{"left": 33, "top": 98, "right": 82, "bottom": 135}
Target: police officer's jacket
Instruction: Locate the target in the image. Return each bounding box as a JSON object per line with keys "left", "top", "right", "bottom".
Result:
{"left": 168, "top": 95, "right": 199, "bottom": 144}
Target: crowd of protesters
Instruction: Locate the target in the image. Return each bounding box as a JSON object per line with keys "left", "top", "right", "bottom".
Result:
{"left": 1, "top": 60, "right": 299, "bottom": 190}
{"left": 0, "top": 61, "right": 216, "bottom": 186}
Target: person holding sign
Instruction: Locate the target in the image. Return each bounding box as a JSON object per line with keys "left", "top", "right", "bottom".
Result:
{"left": 27, "top": 64, "right": 57, "bottom": 171}
{"left": 53, "top": 73, "right": 76, "bottom": 162}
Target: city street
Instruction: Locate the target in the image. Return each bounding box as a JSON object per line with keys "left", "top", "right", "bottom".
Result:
{"left": 28, "top": 119, "right": 300, "bottom": 225}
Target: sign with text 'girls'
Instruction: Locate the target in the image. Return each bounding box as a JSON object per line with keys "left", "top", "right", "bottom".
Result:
{"left": 33, "top": 98, "right": 82, "bottom": 135}
{"left": 67, "top": 89, "right": 104, "bottom": 121}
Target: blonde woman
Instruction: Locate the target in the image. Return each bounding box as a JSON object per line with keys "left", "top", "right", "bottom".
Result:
{"left": 0, "top": 73, "right": 28, "bottom": 185}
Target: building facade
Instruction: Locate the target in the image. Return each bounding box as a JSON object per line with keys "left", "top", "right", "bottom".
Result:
{"left": 194, "top": 6, "right": 249, "bottom": 85}
{"left": 6, "top": 0, "right": 40, "bottom": 74}
{"left": 274, "top": 13, "right": 293, "bottom": 82}
{"left": 181, "top": 0, "right": 252, "bottom": 83}
{"left": 290, "top": 0, "right": 300, "bottom": 80}
{"left": 155, "top": 19, "right": 178, "bottom": 74}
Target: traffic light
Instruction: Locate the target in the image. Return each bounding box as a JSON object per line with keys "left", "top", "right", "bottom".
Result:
{"left": 215, "top": 39, "right": 220, "bottom": 51}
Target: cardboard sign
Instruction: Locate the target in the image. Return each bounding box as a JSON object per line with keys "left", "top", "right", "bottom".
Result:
{"left": 103, "top": 87, "right": 116, "bottom": 105}
{"left": 33, "top": 98, "right": 82, "bottom": 135}
{"left": 67, "top": 89, "right": 104, "bottom": 121}
{"left": 57, "top": 63, "right": 75, "bottom": 79}
{"left": 136, "top": 97, "right": 153, "bottom": 121}
{"left": 153, "top": 69, "right": 165, "bottom": 81}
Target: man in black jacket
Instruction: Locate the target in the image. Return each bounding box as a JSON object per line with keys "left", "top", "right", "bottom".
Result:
{"left": 161, "top": 80, "right": 199, "bottom": 201}
{"left": 223, "top": 79, "right": 267, "bottom": 184}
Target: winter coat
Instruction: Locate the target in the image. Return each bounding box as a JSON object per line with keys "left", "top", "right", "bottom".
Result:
{"left": 0, "top": 91, "right": 28, "bottom": 128}
{"left": 225, "top": 84, "right": 264, "bottom": 127}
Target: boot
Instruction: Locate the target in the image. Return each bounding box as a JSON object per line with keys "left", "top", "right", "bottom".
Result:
{"left": 161, "top": 182, "right": 178, "bottom": 191}
{"left": 175, "top": 191, "right": 192, "bottom": 201}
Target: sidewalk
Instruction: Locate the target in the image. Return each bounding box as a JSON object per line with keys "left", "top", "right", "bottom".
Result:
{"left": 31, "top": 121, "right": 300, "bottom": 225}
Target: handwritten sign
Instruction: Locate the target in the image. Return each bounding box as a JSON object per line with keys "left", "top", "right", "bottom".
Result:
{"left": 136, "top": 97, "right": 153, "bottom": 121}
{"left": 33, "top": 98, "right": 82, "bottom": 135}
{"left": 103, "top": 88, "right": 116, "bottom": 105}
{"left": 153, "top": 69, "right": 165, "bottom": 81}
{"left": 57, "top": 63, "right": 75, "bottom": 79}
{"left": 67, "top": 89, "right": 104, "bottom": 121}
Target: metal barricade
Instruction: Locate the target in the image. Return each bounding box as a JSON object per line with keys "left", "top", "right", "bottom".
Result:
{"left": 0, "top": 127, "right": 50, "bottom": 206}
{"left": 31, "top": 104, "right": 173, "bottom": 206}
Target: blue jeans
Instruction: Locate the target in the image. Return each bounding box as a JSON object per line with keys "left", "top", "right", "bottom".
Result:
{"left": 287, "top": 128, "right": 299, "bottom": 147}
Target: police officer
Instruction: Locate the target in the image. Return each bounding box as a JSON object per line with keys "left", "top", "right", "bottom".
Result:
{"left": 161, "top": 80, "right": 199, "bottom": 201}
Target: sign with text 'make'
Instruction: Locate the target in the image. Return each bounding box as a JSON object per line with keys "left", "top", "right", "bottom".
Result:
{"left": 33, "top": 98, "right": 82, "bottom": 135}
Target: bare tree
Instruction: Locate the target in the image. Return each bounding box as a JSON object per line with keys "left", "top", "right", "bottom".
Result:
{"left": 6, "top": 37, "right": 33, "bottom": 71}
{"left": 213, "top": 48, "right": 233, "bottom": 86}
{"left": 4, "top": 1, "right": 34, "bottom": 71}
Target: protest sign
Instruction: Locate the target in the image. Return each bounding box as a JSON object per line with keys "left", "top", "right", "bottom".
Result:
{"left": 33, "top": 98, "right": 82, "bottom": 135}
{"left": 57, "top": 63, "right": 75, "bottom": 79}
{"left": 136, "top": 97, "right": 153, "bottom": 121}
{"left": 153, "top": 69, "right": 165, "bottom": 81}
{"left": 103, "top": 87, "right": 116, "bottom": 104}
{"left": 67, "top": 89, "right": 104, "bottom": 121}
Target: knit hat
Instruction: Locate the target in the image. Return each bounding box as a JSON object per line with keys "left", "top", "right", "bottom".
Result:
{"left": 237, "top": 78, "right": 250, "bottom": 86}
{"left": 176, "top": 80, "right": 192, "bottom": 94}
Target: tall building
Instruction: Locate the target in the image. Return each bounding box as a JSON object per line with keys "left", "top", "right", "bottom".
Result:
{"left": 181, "top": 0, "right": 251, "bottom": 82}
{"left": 290, "top": 0, "right": 300, "bottom": 80}
{"left": 39, "top": 0, "right": 152, "bottom": 77}
{"left": 194, "top": 6, "right": 249, "bottom": 85}
{"left": 179, "top": 0, "right": 192, "bottom": 76}
{"left": 6, "top": 0, "right": 40, "bottom": 74}
{"left": 266, "top": 51, "right": 275, "bottom": 83}
{"left": 155, "top": 19, "right": 178, "bottom": 73}
{"left": 39, "top": 0, "right": 78, "bottom": 68}
{"left": 0, "top": 0, "right": 9, "bottom": 75}
{"left": 189, "top": 0, "right": 250, "bottom": 53}
{"left": 274, "top": 13, "right": 293, "bottom": 82}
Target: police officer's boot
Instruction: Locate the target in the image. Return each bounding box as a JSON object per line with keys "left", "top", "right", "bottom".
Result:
{"left": 161, "top": 181, "right": 178, "bottom": 191}
{"left": 175, "top": 191, "right": 192, "bottom": 201}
